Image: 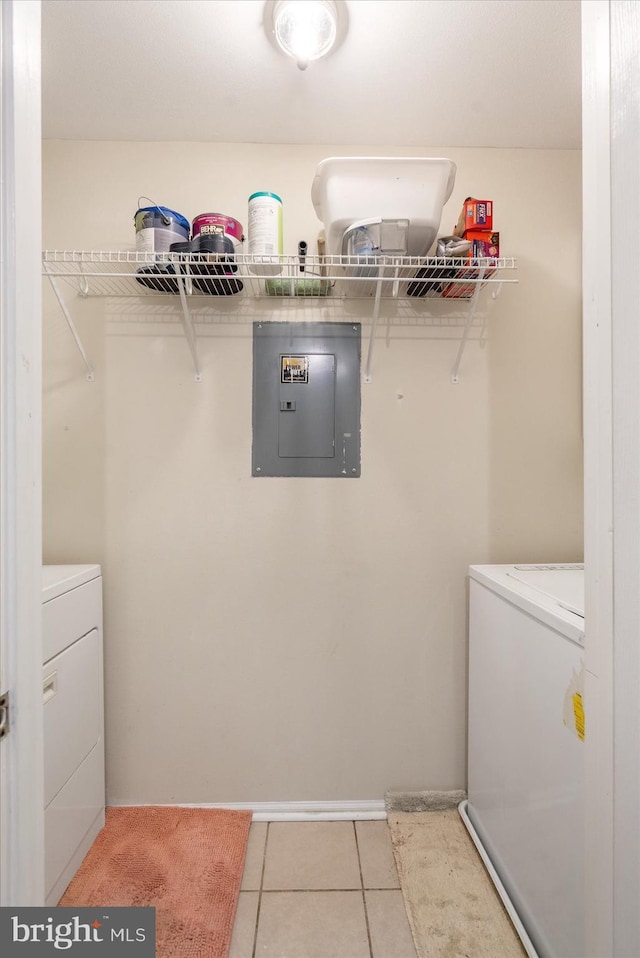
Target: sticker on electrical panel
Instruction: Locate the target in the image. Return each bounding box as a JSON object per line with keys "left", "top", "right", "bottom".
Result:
{"left": 281, "top": 355, "right": 309, "bottom": 383}
{"left": 563, "top": 663, "right": 585, "bottom": 741}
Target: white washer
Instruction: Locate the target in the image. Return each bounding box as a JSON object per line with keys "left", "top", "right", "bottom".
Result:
{"left": 42, "top": 564, "right": 105, "bottom": 905}
{"left": 461, "top": 564, "right": 585, "bottom": 958}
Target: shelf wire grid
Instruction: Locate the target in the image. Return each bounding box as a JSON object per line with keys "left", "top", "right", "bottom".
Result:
{"left": 42, "top": 251, "right": 517, "bottom": 302}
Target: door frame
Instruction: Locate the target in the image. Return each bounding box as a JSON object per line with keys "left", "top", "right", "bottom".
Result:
{"left": 0, "top": 0, "right": 635, "bottom": 932}
{"left": 0, "top": 0, "right": 43, "bottom": 905}
{"left": 582, "top": 1, "right": 640, "bottom": 954}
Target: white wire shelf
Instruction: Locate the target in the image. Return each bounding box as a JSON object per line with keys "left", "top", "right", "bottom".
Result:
{"left": 42, "top": 250, "right": 517, "bottom": 301}
{"left": 42, "top": 250, "right": 518, "bottom": 383}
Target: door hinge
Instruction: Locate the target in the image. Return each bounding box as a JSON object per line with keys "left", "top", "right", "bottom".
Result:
{"left": 0, "top": 690, "right": 10, "bottom": 739}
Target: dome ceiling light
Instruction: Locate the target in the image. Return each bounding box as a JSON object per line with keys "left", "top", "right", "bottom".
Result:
{"left": 266, "top": 0, "right": 347, "bottom": 71}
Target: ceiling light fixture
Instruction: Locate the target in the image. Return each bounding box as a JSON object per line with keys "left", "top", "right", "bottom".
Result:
{"left": 267, "top": 0, "right": 345, "bottom": 71}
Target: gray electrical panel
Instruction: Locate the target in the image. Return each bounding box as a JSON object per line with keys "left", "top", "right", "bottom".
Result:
{"left": 252, "top": 322, "right": 361, "bottom": 478}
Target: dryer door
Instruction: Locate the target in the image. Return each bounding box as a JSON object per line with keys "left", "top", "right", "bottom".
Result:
{"left": 43, "top": 628, "right": 101, "bottom": 808}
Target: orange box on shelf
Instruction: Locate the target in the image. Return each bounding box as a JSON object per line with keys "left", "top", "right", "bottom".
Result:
{"left": 463, "top": 230, "right": 500, "bottom": 259}
{"left": 453, "top": 198, "right": 493, "bottom": 236}
{"left": 441, "top": 229, "right": 499, "bottom": 298}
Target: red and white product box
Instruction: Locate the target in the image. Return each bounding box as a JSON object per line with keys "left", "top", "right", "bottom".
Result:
{"left": 453, "top": 198, "right": 493, "bottom": 236}
{"left": 464, "top": 230, "right": 500, "bottom": 258}
{"left": 442, "top": 228, "right": 499, "bottom": 298}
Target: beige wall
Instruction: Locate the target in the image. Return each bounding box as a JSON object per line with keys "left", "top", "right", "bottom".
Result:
{"left": 42, "top": 142, "right": 582, "bottom": 804}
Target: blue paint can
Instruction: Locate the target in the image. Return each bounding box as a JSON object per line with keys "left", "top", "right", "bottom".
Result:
{"left": 134, "top": 200, "right": 190, "bottom": 254}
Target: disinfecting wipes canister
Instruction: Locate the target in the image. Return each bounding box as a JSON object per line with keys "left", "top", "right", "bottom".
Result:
{"left": 247, "top": 192, "right": 283, "bottom": 257}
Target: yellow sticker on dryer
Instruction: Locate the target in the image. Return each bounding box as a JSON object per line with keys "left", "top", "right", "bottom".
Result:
{"left": 573, "top": 692, "right": 585, "bottom": 741}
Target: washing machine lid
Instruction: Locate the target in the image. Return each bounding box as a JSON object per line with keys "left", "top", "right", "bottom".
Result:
{"left": 469, "top": 563, "right": 585, "bottom": 645}
{"left": 42, "top": 564, "right": 101, "bottom": 603}
{"left": 506, "top": 565, "right": 584, "bottom": 618}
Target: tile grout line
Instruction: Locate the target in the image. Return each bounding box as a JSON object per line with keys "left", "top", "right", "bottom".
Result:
{"left": 353, "top": 820, "right": 374, "bottom": 958}
{"left": 257, "top": 887, "right": 383, "bottom": 893}
{"left": 251, "top": 821, "right": 269, "bottom": 958}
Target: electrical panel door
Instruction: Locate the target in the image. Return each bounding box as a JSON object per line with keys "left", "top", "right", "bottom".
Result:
{"left": 252, "top": 322, "right": 361, "bottom": 477}
{"left": 278, "top": 353, "right": 336, "bottom": 459}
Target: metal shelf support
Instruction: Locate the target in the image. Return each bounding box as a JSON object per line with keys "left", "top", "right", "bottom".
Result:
{"left": 363, "top": 267, "right": 385, "bottom": 384}
{"left": 175, "top": 272, "right": 202, "bottom": 382}
{"left": 363, "top": 259, "right": 402, "bottom": 383}
{"left": 450, "top": 266, "right": 486, "bottom": 384}
{"left": 43, "top": 263, "right": 95, "bottom": 381}
{"left": 41, "top": 252, "right": 517, "bottom": 384}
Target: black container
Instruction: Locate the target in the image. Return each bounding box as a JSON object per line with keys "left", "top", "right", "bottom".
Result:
{"left": 170, "top": 234, "right": 242, "bottom": 295}
{"left": 407, "top": 263, "right": 457, "bottom": 297}
{"left": 135, "top": 263, "right": 180, "bottom": 293}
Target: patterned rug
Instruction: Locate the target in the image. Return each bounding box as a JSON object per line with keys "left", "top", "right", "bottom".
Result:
{"left": 59, "top": 806, "right": 252, "bottom": 958}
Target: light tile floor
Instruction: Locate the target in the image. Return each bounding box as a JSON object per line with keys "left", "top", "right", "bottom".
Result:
{"left": 230, "top": 820, "right": 417, "bottom": 958}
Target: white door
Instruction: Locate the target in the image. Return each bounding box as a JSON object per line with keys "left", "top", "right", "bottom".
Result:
{"left": 0, "top": 0, "right": 44, "bottom": 905}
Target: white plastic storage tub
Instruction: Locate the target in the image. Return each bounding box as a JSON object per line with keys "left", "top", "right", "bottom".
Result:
{"left": 311, "top": 156, "right": 456, "bottom": 257}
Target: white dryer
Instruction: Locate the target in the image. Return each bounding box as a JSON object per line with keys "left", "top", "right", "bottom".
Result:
{"left": 42, "top": 564, "right": 105, "bottom": 905}
{"left": 461, "top": 563, "right": 585, "bottom": 958}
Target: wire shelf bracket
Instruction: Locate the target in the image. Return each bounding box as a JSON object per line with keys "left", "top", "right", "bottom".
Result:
{"left": 175, "top": 273, "right": 202, "bottom": 382}
{"left": 450, "top": 266, "right": 486, "bottom": 384}
{"left": 41, "top": 251, "right": 517, "bottom": 383}
{"left": 43, "top": 256, "right": 205, "bottom": 381}
{"left": 363, "top": 267, "right": 385, "bottom": 384}
{"left": 43, "top": 262, "right": 95, "bottom": 381}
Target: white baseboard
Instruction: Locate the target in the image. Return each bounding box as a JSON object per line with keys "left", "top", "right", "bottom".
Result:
{"left": 107, "top": 800, "right": 387, "bottom": 822}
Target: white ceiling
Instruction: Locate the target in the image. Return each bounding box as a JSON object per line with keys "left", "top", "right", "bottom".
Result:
{"left": 41, "top": 0, "right": 582, "bottom": 149}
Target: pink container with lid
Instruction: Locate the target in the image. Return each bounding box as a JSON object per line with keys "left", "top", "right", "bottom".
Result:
{"left": 192, "top": 213, "right": 244, "bottom": 248}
